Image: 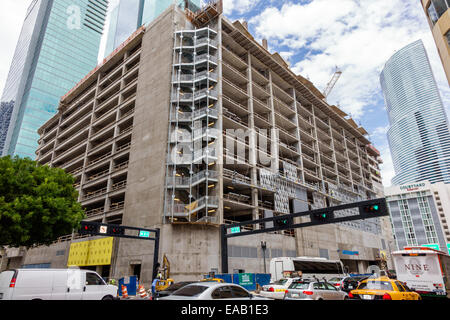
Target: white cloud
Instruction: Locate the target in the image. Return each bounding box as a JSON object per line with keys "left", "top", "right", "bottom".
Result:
{"left": 378, "top": 144, "right": 396, "bottom": 187}
{"left": 223, "top": 0, "right": 260, "bottom": 16}
{"left": 249, "top": 0, "right": 450, "bottom": 187}
{"left": 372, "top": 125, "right": 389, "bottom": 137}
{"left": 249, "top": 0, "right": 449, "bottom": 119}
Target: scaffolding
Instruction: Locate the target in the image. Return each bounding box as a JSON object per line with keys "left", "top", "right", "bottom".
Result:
{"left": 185, "top": 0, "right": 223, "bottom": 28}
{"left": 164, "top": 26, "right": 220, "bottom": 224}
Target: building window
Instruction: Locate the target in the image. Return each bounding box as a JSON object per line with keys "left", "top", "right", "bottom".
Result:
{"left": 418, "top": 196, "right": 439, "bottom": 244}
{"left": 428, "top": 0, "right": 450, "bottom": 25}
{"left": 398, "top": 199, "right": 418, "bottom": 246}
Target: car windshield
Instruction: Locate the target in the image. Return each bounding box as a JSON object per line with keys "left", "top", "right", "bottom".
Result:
{"left": 273, "top": 279, "right": 288, "bottom": 285}
{"left": 172, "top": 285, "right": 209, "bottom": 297}
{"left": 328, "top": 277, "right": 342, "bottom": 283}
{"left": 357, "top": 281, "right": 393, "bottom": 291}
{"left": 289, "top": 282, "right": 310, "bottom": 290}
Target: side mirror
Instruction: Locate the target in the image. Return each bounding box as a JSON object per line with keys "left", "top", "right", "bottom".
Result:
{"left": 249, "top": 293, "right": 254, "bottom": 299}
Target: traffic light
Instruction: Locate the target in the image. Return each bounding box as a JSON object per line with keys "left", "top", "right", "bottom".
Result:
{"left": 310, "top": 209, "right": 334, "bottom": 222}
{"left": 79, "top": 221, "right": 100, "bottom": 235}
{"left": 274, "top": 215, "right": 293, "bottom": 228}
{"left": 108, "top": 226, "right": 125, "bottom": 236}
{"left": 359, "top": 199, "right": 387, "bottom": 217}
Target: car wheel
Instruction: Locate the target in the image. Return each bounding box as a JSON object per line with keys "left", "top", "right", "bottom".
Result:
{"left": 102, "top": 295, "right": 114, "bottom": 300}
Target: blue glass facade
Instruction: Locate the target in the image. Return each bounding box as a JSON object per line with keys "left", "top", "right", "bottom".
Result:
{"left": 105, "top": 0, "right": 200, "bottom": 57}
{"left": 380, "top": 40, "right": 450, "bottom": 185}
{"left": 1, "top": 0, "right": 108, "bottom": 158}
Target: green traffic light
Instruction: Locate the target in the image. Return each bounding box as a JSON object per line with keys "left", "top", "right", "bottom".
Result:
{"left": 373, "top": 205, "right": 379, "bottom": 211}
{"left": 321, "top": 214, "right": 327, "bottom": 218}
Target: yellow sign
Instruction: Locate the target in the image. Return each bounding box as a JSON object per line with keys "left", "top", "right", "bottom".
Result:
{"left": 67, "top": 237, "right": 114, "bottom": 267}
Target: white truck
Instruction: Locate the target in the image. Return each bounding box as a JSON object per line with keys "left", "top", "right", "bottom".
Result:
{"left": 392, "top": 247, "right": 450, "bottom": 299}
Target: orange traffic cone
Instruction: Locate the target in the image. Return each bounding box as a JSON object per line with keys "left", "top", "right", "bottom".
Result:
{"left": 138, "top": 284, "right": 149, "bottom": 299}
{"left": 121, "top": 285, "right": 129, "bottom": 299}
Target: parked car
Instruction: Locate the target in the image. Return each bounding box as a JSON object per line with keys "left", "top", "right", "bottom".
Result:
{"left": 155, "top": 281, "right": 196, "bottom": 299}
{"left": 159, "top": 282, "right": 271, "bottom": 300}
{"left": 259, "top": 277, "right": 301, "bottom": 299}
{"left": 0, "top": 269, "right": 118, "bottom": 300}
{"left": 328, "top": 276, "right": 366, "bottom": 293}
{"left": 349, "top": 276, "right": 421, "bottom": 300}
{"left": 284, "top": 279, "right": 348, "bottom": 300}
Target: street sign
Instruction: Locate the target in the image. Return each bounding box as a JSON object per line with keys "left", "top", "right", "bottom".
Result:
{"left": 230, "top": 226, "right": 241, "bottom": 234}
{"left": 99, "top": 226, "right": 108, "bottom": 234}
{"left": 238, "top": 273, "right": 254, "bottom": 286}
{"left": 139, "top": 230, "right": 151, "bottom": 238}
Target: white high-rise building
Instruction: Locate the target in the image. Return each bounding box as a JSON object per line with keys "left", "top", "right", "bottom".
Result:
{"left": 380, "top": 40, "right": 450, "bottom": 186}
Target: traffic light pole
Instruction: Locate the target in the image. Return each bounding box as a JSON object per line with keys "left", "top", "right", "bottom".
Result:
{"left": 220, "top": 198, "right": 389, "bottom": 274}
{"left": 79, "top": 222, "right": 161, "bottom": 281}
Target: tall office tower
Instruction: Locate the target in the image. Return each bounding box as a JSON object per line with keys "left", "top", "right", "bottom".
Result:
{"left": 26, "top": 3, "right": 395, "bottom": 283}
{"left": 105, "top": 0, "right": 200, "bottom": 57}
{"left": 380, "top": 40, "right": 450, "bottom": 186}
{"left": 421, "top": 0, "right": 450, "bottom": 85}
{"left": 0, "top": 0, "right": 108, "bottom": 158}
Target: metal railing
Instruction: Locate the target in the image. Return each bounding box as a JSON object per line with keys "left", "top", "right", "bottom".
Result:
{"left": 166, "top": 170, "right": 219, "bottom": 186}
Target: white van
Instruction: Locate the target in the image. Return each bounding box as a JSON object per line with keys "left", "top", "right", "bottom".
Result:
{"left": 0, "top": 268, "right": 118, "bottom": 300}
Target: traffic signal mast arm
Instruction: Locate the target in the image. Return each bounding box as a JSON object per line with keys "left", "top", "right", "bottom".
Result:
{"left": 222, "top": 198, "right": 388, "bottom": 239}
{"left": 79, "top": 221, "right": 158, "bottom": 241}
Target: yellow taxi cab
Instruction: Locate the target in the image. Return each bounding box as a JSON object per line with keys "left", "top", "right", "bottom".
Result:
{"left": 349, "top": 276, "right": 421, "bottom": 300}
{"left": 200, "top": 278, "right": 225, "bottom": 283}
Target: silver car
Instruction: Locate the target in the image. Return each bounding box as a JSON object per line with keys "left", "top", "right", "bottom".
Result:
{"left": 284, "top": 279, "right": 349, "bottom": 300}
{"left": 159, "top": 282, "right": 271, "bottom": 300}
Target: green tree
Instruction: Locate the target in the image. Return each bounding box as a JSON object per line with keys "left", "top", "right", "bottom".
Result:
{"left": 0, "top": 156, "right": 85, "bottom": 247}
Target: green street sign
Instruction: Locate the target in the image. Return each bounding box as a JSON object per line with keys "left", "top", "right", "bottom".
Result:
{"left": 238, "top": 273, "right": 254, "bottom": 286}
{"left": 139, "top": 230, "right": 151, "bottom": 238}
{"left": 230, "top": 226, "right": 241, "bottom": 234}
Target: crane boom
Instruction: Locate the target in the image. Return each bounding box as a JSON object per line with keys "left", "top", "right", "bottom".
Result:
{"left": 323, "top": 67, "right": 342, "bottom": 99}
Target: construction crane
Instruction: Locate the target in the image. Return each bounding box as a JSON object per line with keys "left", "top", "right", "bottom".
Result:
{"left": 323, "top": 67, "right": 342, "bottom": 99}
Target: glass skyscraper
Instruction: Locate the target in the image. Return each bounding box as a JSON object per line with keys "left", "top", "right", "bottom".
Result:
{"left": 0, "top": 0, "right": 108, "bottom": 158}
{"left": 380, "top": 40, "right": 450, "bottom": 185}
{"left": 105, "top": 0, "right": 200, "bottom": 57}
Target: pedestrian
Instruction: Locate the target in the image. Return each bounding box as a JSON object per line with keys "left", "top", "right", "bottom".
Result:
{"left": 151, "top": 277, "right": 159, "bottom": 299}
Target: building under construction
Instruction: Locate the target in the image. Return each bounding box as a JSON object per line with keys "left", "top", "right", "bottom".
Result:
{"left": 5, "top": 2, "right": 394, "bottom": 285}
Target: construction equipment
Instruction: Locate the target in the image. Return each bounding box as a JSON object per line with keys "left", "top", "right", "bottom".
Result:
{"left": 323, "top": 66, "right": 342, "bottom": 99}
{"left": 154, "top": 254, "right": 174, "bottom": 292}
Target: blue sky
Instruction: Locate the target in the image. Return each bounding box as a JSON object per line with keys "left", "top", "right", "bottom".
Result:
{"left": 220, "top": 0, "right": 450, "bottom": 186}
{"left": 0, "top": 0, "right": 449, "bottom": 187}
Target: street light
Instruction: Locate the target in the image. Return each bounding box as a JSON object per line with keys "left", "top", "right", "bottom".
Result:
{"left": 261, "top": 241, "right": 267, "bottom": 274}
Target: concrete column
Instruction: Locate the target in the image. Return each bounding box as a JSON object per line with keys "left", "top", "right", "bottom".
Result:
{"left": 267, "top": 71, "right": 279, "bottom": 173}
{"left": 247, "top": 53, "right": 259, "bottom": 224}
